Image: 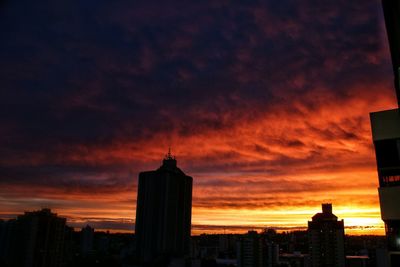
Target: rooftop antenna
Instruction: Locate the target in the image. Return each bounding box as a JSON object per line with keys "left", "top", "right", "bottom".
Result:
{"left": 167, "top": 147, "right": 172, "bottom": 159}
{"left": 165, "top": 146, "right": 175, "bottom": 160}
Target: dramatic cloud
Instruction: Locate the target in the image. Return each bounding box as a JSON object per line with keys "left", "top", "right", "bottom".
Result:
{"left": 0, "top": 0, "right": 397, "bottom": 234}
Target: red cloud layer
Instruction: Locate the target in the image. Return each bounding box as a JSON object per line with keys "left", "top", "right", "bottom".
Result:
{"left": 0, "top": 81, "right": 396, "bottom": 235}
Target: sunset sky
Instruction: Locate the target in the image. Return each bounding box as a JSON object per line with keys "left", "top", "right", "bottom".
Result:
{"left": 0, "top": 0, "right": 398, "bottom": 235}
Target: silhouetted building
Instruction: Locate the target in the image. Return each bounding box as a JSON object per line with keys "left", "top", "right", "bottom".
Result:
{"left": 192, "top": 234, "right": 219, "bottom": 259}
{"left": 80, "top": 225, "right": 94, "bottom": 255}
{"left": 308, "top": 204, "right": 345, "bottom": 267}
{"left": 370, "top": 109, "right": 400, "bottom": 266}
{"left": 237, "top": 231, "right": 264, "bottom": 267}
{"left": 1, "top": 208, "right": 66, "bottom": 267}
{"left": 370, "top": 1, "right": 400, "bottom": 266}
{"left": 237, "top": 230, "right": 279, "bottom": 267}
{"left": 265, "top": 242, "right": 279, "bottom": 267}
{"left": 370, "top": 1, "right": 400, "bottom": 265}
{"left": 218, "top": 234, "right": 239, "bottom": 259}
{"left": 135, "top": 151, "right": 193, "bottom": 264}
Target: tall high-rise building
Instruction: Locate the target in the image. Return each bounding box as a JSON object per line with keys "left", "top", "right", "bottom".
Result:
{"left": 308, "top": 204, "right": 345, "bottom": 267}
{"left": 370, "top": 1, "right": 400, "bottom": 266}
{"left": 135, "top": 151, "right": 193, "bottom": 264}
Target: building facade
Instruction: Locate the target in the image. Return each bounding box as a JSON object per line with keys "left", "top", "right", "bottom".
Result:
{"left": 370, "top": 109, "right": 400, "bottom": 266}
{"left": 370, "top": 1, "right": 400, "bottom": 266}
{"left": 135, "top": 152, "right": 193, "bottom": 264}
{"left": 308, "top": 204, "right": 345, "bottom": 267}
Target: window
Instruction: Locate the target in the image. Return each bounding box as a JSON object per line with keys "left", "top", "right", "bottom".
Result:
{"left": 375, "top": 139, "right": 400, "bottom": 168}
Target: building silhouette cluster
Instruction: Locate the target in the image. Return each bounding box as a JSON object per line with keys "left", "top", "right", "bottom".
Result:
{"left": 0, "top": 193, "right": 392, "bottom": 266}
{"left": 0, "top": 154, "right": 361, "bottom": 267}
{"left": 0, "top": 210, "right": 138, "bottom": 266}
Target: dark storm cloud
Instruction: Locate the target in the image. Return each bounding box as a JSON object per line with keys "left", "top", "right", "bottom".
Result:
{"left": 0, "top": 0, "right": 386, "bottom": 153}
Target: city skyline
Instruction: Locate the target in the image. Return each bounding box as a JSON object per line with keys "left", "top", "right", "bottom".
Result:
{"left": 2, "top": 207, "right": 387, "bottom": 266}
{"left": 0, "top": 0, "right": 398, "bottom": 235}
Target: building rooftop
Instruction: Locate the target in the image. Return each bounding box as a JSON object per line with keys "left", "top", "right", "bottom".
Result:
{"left": 311, "top": 203, "right": 339, "bottom": 222}
{"left": 157, "top": 148, "right": 186, "bottom": 174}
